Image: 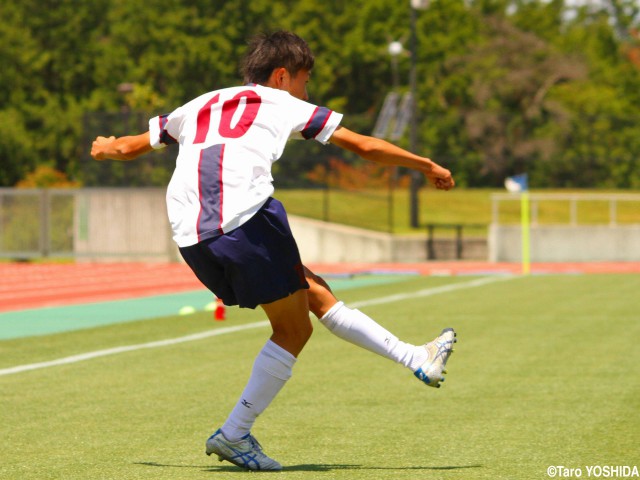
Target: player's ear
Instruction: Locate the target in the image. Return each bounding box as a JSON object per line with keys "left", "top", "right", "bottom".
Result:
{"left": 268, "top": 67, "right": 289, "bottom": 89}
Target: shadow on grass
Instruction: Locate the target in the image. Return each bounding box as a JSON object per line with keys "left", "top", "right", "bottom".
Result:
{"left": 136, "top": 461, "right": 482, "bottom": 473}
{"left": 283, "top": 464, "right": 482, "bottom": 473}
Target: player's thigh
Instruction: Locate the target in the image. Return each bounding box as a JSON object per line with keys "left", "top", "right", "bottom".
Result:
{"left": 179, "top": 243, "right": 237, "bottom": 304}
{"left": 218, "top": 198, "right": 308, "bottom": 308}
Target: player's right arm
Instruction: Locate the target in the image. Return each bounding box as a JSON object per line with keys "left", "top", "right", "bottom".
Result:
{"left": 91, "top": 132, "right": 153, "bottom": 161}
{"left": 329, "top": 126, "right": 454, "bottom": 191}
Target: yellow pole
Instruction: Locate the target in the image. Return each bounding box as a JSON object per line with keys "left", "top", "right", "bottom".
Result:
{"left": 521, "top": 191, "right": 531, "bottom": 275}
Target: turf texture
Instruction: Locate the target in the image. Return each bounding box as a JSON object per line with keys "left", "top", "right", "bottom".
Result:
{"left": 2, "top": 274, "right": 639, "bottom": 479}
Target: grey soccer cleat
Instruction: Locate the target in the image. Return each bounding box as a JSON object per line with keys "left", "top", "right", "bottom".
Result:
{"left": 414, "top": 328, "right": 457, "bottom": 388}
{"left": 205, "top": 428, "right": 282, "bottom": 471}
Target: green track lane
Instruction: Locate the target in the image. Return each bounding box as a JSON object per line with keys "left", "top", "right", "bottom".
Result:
{"left": 0, "top": 274, "right": 415, "bottom": 339}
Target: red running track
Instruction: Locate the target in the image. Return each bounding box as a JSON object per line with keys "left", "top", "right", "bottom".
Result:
{"left": 1, "top": 261, "right": 638, "bottom": 313}
{"left": 0, "top": 263, "right": 203, "bottom": 313}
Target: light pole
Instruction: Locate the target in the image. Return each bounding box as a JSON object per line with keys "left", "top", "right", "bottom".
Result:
{"left": 409, "top": 0, "right": 429, "bottom": 228}
{"left": 387, "top": 40, "right": 403, "bottom": 233}
{"left": 388, "top": 40, "right": 403, "bottom": 91}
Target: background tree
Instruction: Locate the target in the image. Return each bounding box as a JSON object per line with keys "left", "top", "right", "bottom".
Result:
{"left": 0, "top": 0, "right": 639, "bottom": 188}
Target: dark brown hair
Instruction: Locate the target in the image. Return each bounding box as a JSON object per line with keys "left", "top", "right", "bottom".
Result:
{"left": 240, "top": 31, "right": 315, "bottom": 84}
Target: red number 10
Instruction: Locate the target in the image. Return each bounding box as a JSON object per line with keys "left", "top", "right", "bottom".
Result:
{"left": 194, "top": 90, "right": 261, "bottom": 144}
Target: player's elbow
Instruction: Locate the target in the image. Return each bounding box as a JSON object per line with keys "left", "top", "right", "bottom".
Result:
{"left": 331, "top": 128, "right": 388, "bottom": 160}
{"left": 357, "top": 137, "right": 388, "bottom": 160}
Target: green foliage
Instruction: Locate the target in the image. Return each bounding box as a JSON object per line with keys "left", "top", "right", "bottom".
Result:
{"left": 16, "top": 166, "right": 80, "bottom": 188}
{"left": 1, "top": 0, "right": 639, "bottom": 188}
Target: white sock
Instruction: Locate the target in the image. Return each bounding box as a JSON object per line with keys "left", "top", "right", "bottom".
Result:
{"left": 221, "top": 339, "right": 296, "bottom": 442}
{"left": 319, "top": 301, "right": 428, "bottom": 371}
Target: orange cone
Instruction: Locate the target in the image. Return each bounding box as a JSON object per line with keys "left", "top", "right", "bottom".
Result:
{"left": 214, "top": 298, "right": 226, "bottom": 321}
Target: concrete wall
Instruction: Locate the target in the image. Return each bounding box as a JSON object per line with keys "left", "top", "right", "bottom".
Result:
{"left": 489, "top": 224, "right": 640, "bottom": 262}
{"left": 289, "top": 215, "right": 487, "bottom": 263}
{"left": 70, "top": 189, "right": 486, "bottom": 263}
{"left": 73, "top": 190, "right": 426, "bottom": 263}
{"left": 290, "top": 215, "right": 395, "bottom": 262}
{"left": 74, "top": 189, "right": 178, "bottom": 262}
{"left": 12, "top": 188, "right": 638, "bottom": 263}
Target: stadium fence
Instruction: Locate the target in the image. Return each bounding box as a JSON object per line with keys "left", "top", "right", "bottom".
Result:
{"left": 489, "top": 192, "right": 640, "bottom": 262}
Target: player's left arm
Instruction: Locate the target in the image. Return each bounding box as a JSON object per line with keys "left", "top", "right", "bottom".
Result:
{"left": 329, "top": 126, "right": 454, "bottom": 191}
{"left": 91, "top": 131, "right": 153, "bottom": 161}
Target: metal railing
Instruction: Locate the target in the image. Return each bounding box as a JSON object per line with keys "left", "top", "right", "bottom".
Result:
{"left": 425, "top": 223, "right": 485, "bottom": 260}
{"left": 0, "top": 188, "right": 75, "bottom": 259}
{"left": 491, "top": 193, "right": 640, "bottom": 226}
{"left": 0, "top": 188, "right": 174, "bottom": 261}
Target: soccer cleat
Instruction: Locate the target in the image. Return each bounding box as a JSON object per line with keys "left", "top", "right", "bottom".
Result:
{"left": 205, "top": 428, "right": 282, "bottom": 471}
{"left": 414, "top": 328, "right": 457, "bottom": 388}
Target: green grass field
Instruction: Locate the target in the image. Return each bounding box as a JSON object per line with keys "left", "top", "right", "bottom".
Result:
{"left": 2, "top": 274, "right": 639, "bottom": 479}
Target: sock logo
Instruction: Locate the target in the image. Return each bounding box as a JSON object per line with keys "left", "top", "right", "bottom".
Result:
{"left": 241, "top": 399, "right": 253, "bottom": 409}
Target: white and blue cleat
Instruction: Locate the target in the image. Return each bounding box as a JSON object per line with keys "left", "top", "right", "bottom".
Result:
{"left": 414, "top": 328, "right": 457, "bottom": 388}
{"left": 206, "top": 428, "right": 282, "bottom": 471}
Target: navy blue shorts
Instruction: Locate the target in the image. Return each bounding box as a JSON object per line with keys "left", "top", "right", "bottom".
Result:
{"left": 179, "top": 198, "right": 308, "bottom": 309}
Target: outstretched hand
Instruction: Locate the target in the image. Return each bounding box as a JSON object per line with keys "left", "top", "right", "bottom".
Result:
{"left": 91, "top": 136, "right": 116, "bottom": 161}
{"left": 425, "top": 163, "right": 455, "bottom": 191}
{"left": 89, "top": 132, "right": 152, "bottom": 161}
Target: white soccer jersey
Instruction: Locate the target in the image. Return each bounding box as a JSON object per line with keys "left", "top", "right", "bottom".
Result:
{"left": 149, "top": 85, "right": 343, "bottom": 247}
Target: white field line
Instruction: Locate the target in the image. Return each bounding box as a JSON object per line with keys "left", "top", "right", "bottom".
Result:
{"left": 0, "top": 275, "right": 514, "bottom": 377}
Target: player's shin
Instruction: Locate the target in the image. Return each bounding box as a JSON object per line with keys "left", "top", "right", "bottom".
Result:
{"left": 220, "top": 339, "right": 296, "bottom": 442}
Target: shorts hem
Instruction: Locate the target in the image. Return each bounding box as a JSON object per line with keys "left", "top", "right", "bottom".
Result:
{"left": 237, "top": 284, "right": 310, "bottom": 309}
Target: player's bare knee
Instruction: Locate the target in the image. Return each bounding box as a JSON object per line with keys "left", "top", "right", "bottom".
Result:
{"left": 305, "top": 267, "right": 332, "bottom": 292}
{"left": 306, "top": 277, "right": 336, "bottom": 319}
{"left": 290, "top": 318, "right": 313, "bottom": 344}
{"left": 272, "top": 319, "right": 313, "bottom": 354}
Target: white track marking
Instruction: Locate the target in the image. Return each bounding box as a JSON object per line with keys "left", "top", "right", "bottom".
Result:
{"left": 349, "top": 275, "right": 512, "bottom": 309}
{"left": 0, "top": 322, "right": 270, "bottom": 377}
{"left": 0, "top": 275, "right": 514, "bottom": 377}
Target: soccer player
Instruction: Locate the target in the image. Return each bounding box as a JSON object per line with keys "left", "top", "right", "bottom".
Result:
{"left": 91, "top": 31, "right": 456, "bottom": 471}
